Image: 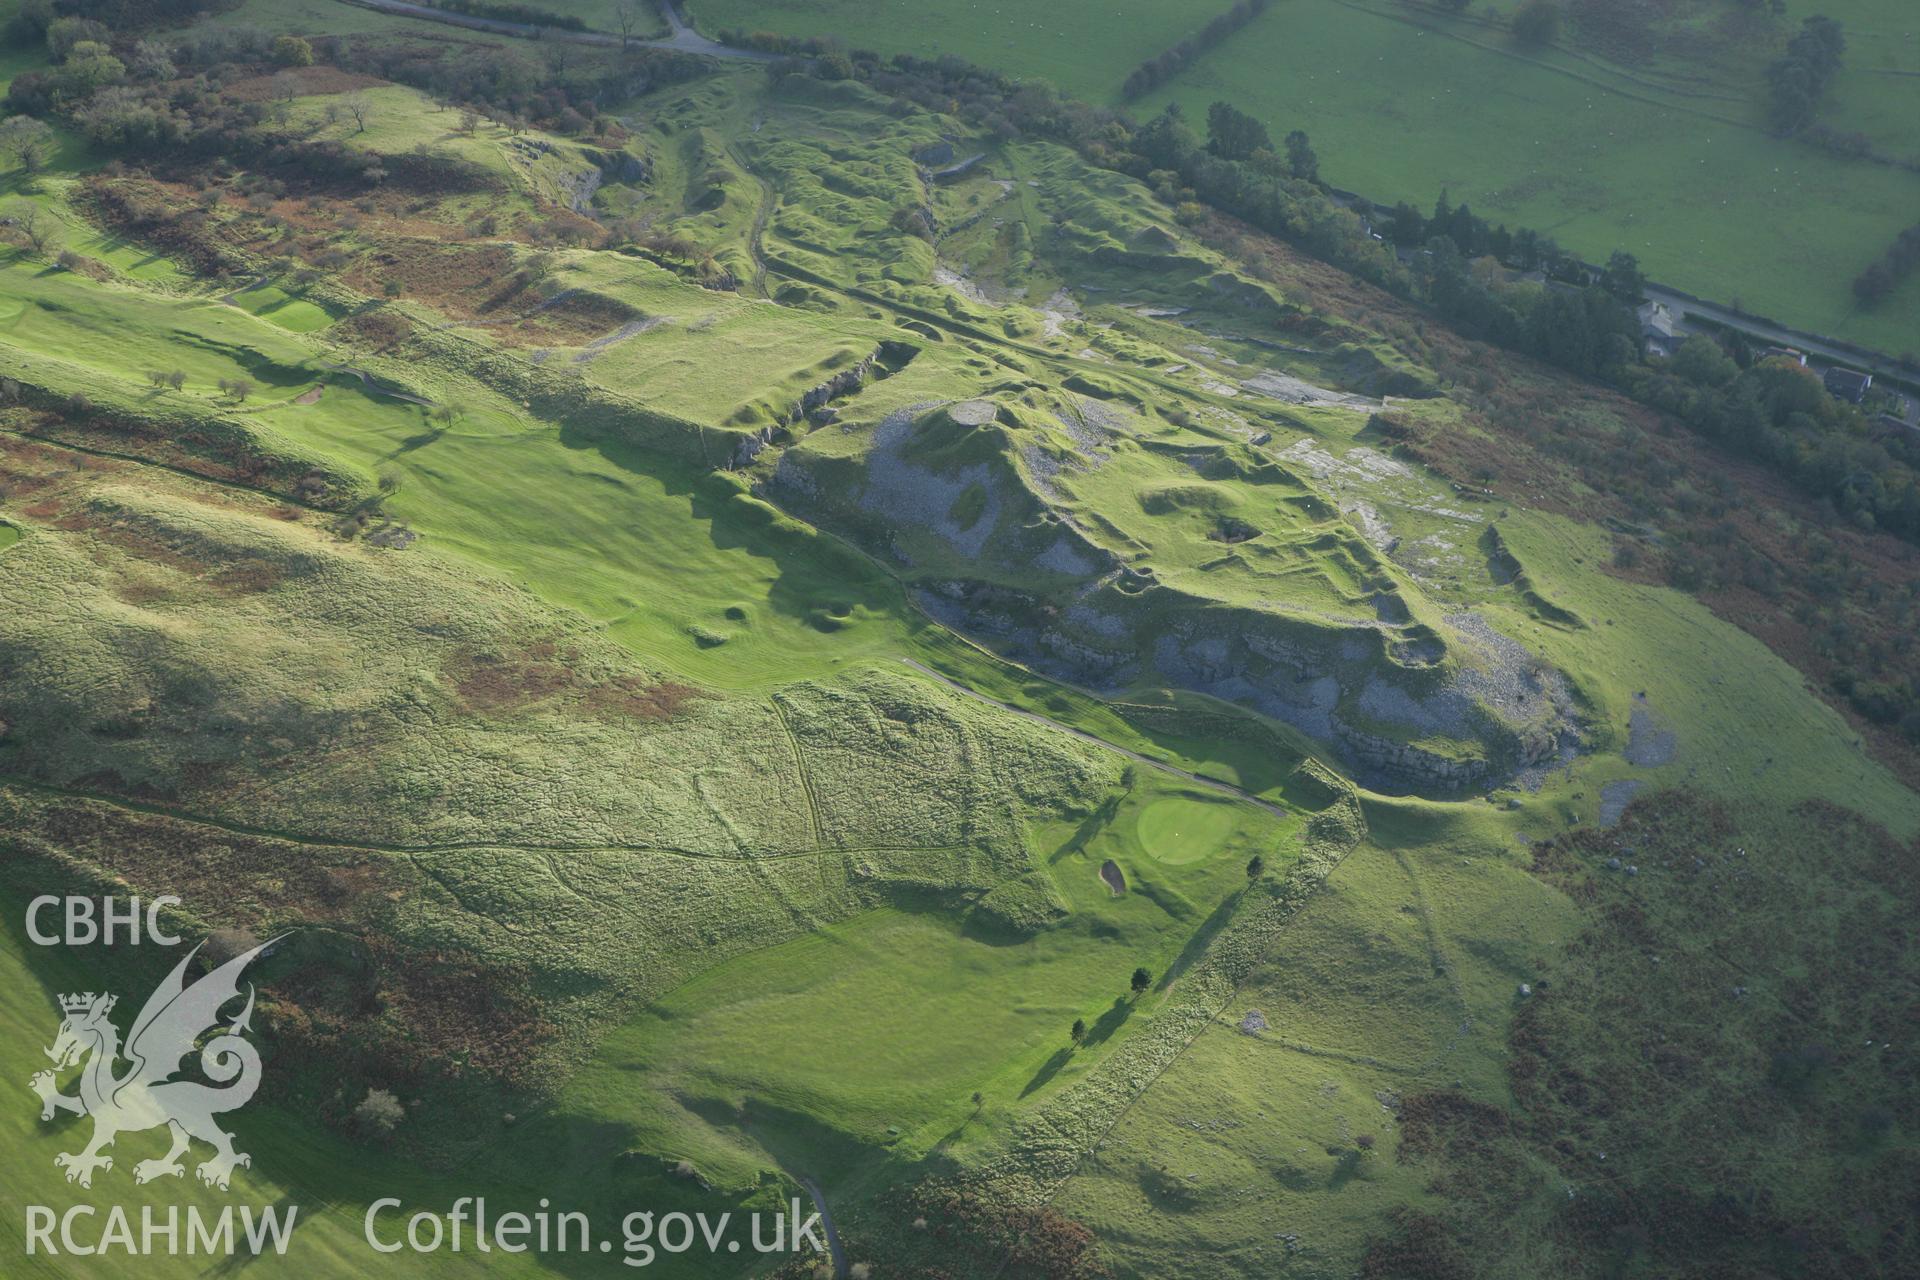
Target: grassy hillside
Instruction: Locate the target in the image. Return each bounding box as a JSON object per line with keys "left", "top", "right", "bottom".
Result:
{"left": 0, "top": 26, "right": 1914, "bottom": 1280}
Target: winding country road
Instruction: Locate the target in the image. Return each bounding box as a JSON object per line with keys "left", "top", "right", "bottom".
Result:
{"left": 335, "top": 0, "right": 780, "bottom": 60}
{"left": 797, "top": 1178, "right": 847, "bottom": 1279}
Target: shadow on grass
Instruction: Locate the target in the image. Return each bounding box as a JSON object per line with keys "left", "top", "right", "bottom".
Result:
{"left": 1020, "top": 1046, "right": 1073, "bottom": 1098}
{"left": 1021, "top": 997, "right": 1134, "bottom": 1097}
{"left": 562, "top": 425, "right": 906, "bottom": 644}
{"left": 1157, "top": 887, "right": 1247, "bottom": 994}
{"left": 1047, "top": 791, "right": 1122, "bottom": 865}
{"left": 1080, "top": 995, "right": 1133, "bottom": 1049}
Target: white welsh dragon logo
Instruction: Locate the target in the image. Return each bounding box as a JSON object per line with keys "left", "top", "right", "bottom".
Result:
{"left": 27, "top": 937, "right": 281, "bottom": 1191}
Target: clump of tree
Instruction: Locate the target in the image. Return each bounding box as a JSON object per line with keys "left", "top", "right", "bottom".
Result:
{"left": 1765, "top": 15, "right": 1845, "bottom": 134}
{"left": 270, "top": 34, "right": 313, "bottom": 68}
{"left": 888, "top": 203, "right": 934, "bottom": 241}
{"left": 1851, "top": 222, "right": 1920, "bottom": 307}
{"left": 1121, "top": 0, "right": 1270, "bottom": 100}
{"left": 1631, "top": 336, "right": 1920, "bottom": 540}
{"left": 1205, "top": 101, "right": 1268, "bottom": 162}
{"left": 1511, "top": 0, "right": 1563, "bottom": 48}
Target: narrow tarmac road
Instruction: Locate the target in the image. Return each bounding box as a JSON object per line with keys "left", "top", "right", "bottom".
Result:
{"left": 335, "top": 0, "right": 780, "bottom": 60}
{"left": 798, "top": 1178, "right": 847, "bottom": 1278}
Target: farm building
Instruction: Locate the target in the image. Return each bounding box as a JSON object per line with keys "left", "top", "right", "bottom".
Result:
{"left": 1823, "top": 367, "right": 1873, "bottom": 403}
{"left": 1638, "top": 301, "right": 1681, "bottom": 359}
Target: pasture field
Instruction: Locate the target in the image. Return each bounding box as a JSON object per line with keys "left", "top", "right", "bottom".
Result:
{"left": 688, "top": 0, "right": 1189, "bottom": 101}
{"left": 689, "top": 0, "right": 1920, "bottom": 357}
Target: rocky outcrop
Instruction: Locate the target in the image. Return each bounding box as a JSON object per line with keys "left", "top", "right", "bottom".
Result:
{"left": 917, "top": 574, "right": 1581, "bottom": 796}
{"left": 1335, "top": 727, "right": 1486, "bottom": 791}
{"left": 765, "top": 403, "right": 1582, "bottom": 797}
{"left": 779, "top": 341, "right": 919, "bottom": 427}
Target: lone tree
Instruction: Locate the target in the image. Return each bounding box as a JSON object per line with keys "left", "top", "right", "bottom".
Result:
{"left": 970, "top": 1090, "right": 983, "bottom": 1110}
{"left": 1766, "top": 16, "right": 1846, "bottom": 134}
{"left": 0, "top": 115, "right": 55, "bottom": 176}
{"left": 1130, "top": 967, "right": 1153, "bottom": 998}
{"left": 341, "top": 91, "right": 372, "bottom": 134}
{"left": 1247, "top": 854, "right": 1265, "bottom": 880}
{"left": 1283, "top": 129, "right": 1318, "bottom": 183}
{"left": 1070, "top": 1018, "right": 1087, "bottom": 1044}
{"left": 354, "top": 1087, "right": 405, "bottom": 1137}
{"left": 8, "top": 202, "right": 58, "bottom": 257}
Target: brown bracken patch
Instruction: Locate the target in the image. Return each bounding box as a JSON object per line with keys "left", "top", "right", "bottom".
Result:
{"left": 584, "top": 675, "right": 704, "bottom": 722}
{"left": 221, "top": 67, "right": 387, "bottom": 101}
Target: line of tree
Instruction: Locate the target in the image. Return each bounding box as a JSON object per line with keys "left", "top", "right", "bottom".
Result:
{"left": 6, "top": 0, "right": 239, "bottom": 35}
{"left": 1120, "top": 0, "right": 1268, "bottom": 100}
{"left": 1852, "top": 223, "right": 1920, "bottom": 308}
{"left": 1377, "top": 184, "right": 1919, "bottom": 539}
{"left": 1765, "top": 15, "right": 1845, "bottom": 134}
{"left": 429, "top": 0, "right": 587, "bottom": 34}
{"left": 324, "top": 30, "right": 707, "bottom": 133}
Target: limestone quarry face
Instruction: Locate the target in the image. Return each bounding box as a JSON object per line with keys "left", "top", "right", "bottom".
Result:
{"left": 769, "top": 401, "right": 1584, "bottom": 796}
